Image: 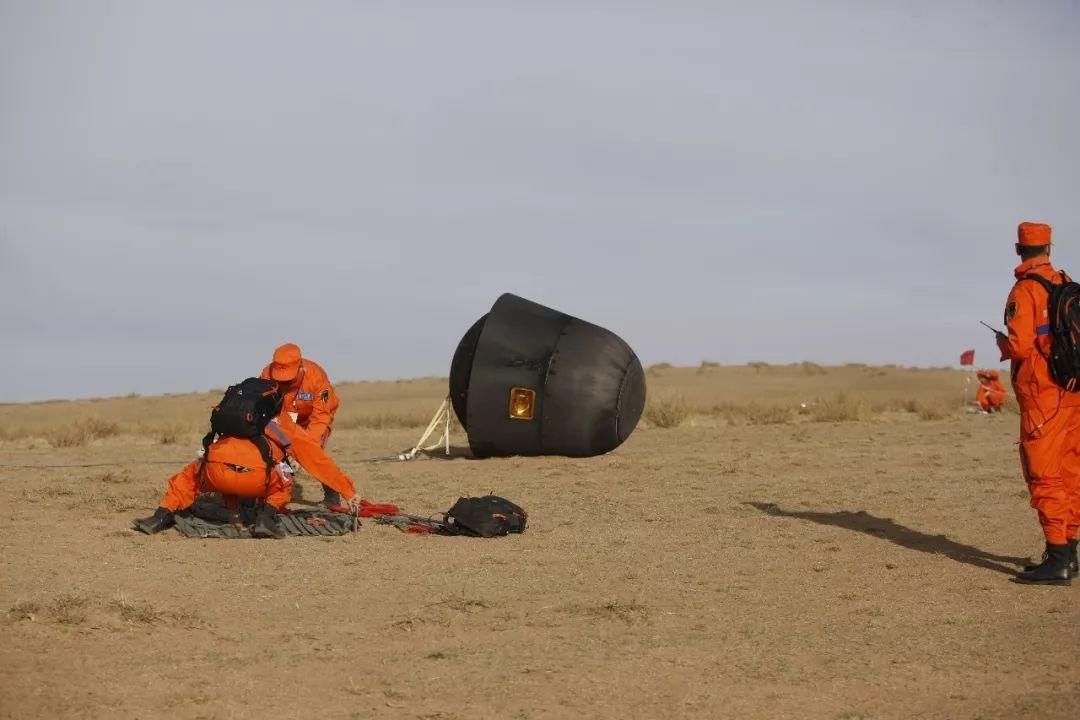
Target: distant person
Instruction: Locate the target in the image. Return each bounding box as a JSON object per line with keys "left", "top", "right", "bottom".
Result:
{"left": 133, "top": 378, "right": 360, "bottom": 538}
{"left": 975, "top": 369, "right": 1007, "bottom": 413}
{"left": 260, "top": 343, "right": 342, "bottom": 506}
{"left": 996, "top": 222, "right": 1080, "bottom": 584}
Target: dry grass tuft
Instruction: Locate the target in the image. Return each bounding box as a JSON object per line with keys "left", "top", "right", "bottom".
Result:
{"left": 890, "top": 399, "right": 956, "bottom": 421}
{"left": 747, "top": 361, "right": 771, "bottom": 372}
{"left": 744, "top": 404, "right": 793, "bottom": 425}
{"left": 586, "top": 600, "right": 649, "bottom": 624}
{"left": 645, "top": 394, "right": 688, "bottom": 428}
{"left": 338, "top": 412, "right": 429, "bottom": 430}
{"left": 110, "top": 593, "right": 163, "bottom": 624}
{"left": 697, "top": 360, "right": 721, "bottom": 374}
{"left": 50, "top": 593, "right": 89, "bottom": 625}
{"left": 157, "top": 425, "right": 181, "bottom": 445}
{"left": 9, "top": 600, "right": 41, "bottom": 621}
{"left": 46, "top": 418, "right": 121, "bottom": 448}
{"left": 0, "top": 425, "right": 31, "bottom": 442}
{"left": 83, "top": 418, "right": 120, "bottom": 438}
{"left": 811, "top": 393, "right": 867, "bottom": 423}
{"left": 915, "top": 402, "right": 953, "bottom": 421}
{"left": 435, "top": 597, "right": 491, "bottom": 613}
{"left": 19, "top": 592, "right": 198, "bottom": 628}
{"left": 707, "top": 402, "right": 792, "bottom": 426}
{"left": 46, "top": 425, "right": 90, "bottom": 448}
{"left": 166, "top": 608, "right": 203, "bottom": 628}
{"left": 647, "top": 362, "right": 673, "bottom": 376}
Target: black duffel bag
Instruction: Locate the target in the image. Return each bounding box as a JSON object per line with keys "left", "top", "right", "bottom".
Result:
{"left": 443, "top": 495, "right": 527, "bottom": 537}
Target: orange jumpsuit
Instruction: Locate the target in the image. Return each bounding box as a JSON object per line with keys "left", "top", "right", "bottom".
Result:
{"left": 998, "top": 258, "right": 1080, "bottom": 545}
{"left": 159, "top": 412, "right": 357, "bottom": 512}
{"left": 976, "top": 370, "right": 1007, "bottom": 412}
{"left": 259, "top": 359, "right": 339, "bottom": 446}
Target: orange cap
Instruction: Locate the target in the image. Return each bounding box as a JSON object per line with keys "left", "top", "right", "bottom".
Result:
{"left": 1018, "top": 222, "right": 1051, "bottom": 247}
{"left": 269, "top": 343, "right": 302, "bottom": 382}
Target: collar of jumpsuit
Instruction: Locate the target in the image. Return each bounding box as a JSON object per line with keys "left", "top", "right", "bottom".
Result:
{"left": 1014, "top": 256, "right": 1054, "bottom": 280}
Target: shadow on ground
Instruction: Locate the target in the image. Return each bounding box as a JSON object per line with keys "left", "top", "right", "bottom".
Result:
{"left": 420, "top": 446, "right": 475, "bottom": 461}
{"left": 746, "top": 502, "right": 1028, "bottom": 576}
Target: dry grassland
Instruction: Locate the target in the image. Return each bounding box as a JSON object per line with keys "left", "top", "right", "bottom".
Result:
{"left": 1, "top": 364, "right": 1076, "bottom": 720}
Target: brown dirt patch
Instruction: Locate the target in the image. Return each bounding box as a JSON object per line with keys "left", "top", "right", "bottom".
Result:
{"left": 1, "top": 366, "right": 1076, "bottom": 719}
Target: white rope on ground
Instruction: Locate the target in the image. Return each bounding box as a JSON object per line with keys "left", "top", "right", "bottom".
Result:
{"left": 399, "top": 396, "right": 453, "bottom": 460}
{"left": 354, "top": 396, "right": 455, "bottom": 463}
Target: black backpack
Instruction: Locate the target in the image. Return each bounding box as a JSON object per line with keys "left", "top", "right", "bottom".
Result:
{"left": 201, "top": 378, "right": 284, "bottom": 475}
{"left": 1024, "top": 272, "right": 1080, "bottom": 392}
{"left": 443, "top": 495, "right": 527, "bottom": 537}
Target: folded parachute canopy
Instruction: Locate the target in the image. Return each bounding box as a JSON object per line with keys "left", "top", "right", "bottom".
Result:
{"left": 449, "top": 293, "right": 646, "bottom": 458}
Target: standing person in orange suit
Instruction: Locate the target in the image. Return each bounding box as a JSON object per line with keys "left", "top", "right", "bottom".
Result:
{"left": 260, "top": 343, "right": 343, "bottom": 507}
{"left": 976, "top": 369, "right": 1007, "bottom": 413}
{"left": 133, "top": 379, "right": 360, "bottom": 539}
{"left": 996, "top": 222, "right": 1080, "bottom": 584}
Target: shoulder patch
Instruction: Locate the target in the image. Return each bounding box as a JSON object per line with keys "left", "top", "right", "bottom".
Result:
{"left": 320, "top": 389, "right": 330, "bottom": 403}
{"left": 1006, "top": 301, "right": 1017, "bottom": 322}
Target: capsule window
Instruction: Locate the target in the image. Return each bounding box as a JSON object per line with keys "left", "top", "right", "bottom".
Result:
{"left": 509, "top": 387, "right": 536, "bottom": 420}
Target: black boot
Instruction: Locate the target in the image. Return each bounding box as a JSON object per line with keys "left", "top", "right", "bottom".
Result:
{"left": 251, "top": 504, "right": 285, "bottom": 539}
{"left": 133, "top": 507, "right": 175, "bottom": 535}
{"left": 1015, "top": 543, "right": 1072, "bottom": 585}
{"left": 321, "top": 486, "right": 342, "bottom": 508}
{"left": 1023, "top": 539, "right": 1080, "bottom": 574}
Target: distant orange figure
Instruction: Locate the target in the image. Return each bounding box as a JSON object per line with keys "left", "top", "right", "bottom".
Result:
{"left": 133, "top": 379, "right": 359, "bottom": 538}
{"left": 975, "top": 369, "right": 1007, "bottom": 413}
{"left": 260, "top": 343, "right": 342, "bottom": 505}
{"left": 997, "top": 222, "right": 1080, "bottom": 584}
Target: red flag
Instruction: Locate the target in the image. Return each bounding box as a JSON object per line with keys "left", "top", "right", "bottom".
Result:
{"left": 960, "top": 349, "right": 975, "bottom": 366}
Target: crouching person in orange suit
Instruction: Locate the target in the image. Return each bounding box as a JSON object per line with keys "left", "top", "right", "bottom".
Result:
{"left": 134, "top": 392, "right": 360, "bottom": 539}
{"left": 976, "top": 369, "right": 1007, "bottom": 413}
{"left": 260, "top": 343, "right": 342, "bottom": 507}
{"left": 997, "top": 222, "right": 1080, "bottom": 584}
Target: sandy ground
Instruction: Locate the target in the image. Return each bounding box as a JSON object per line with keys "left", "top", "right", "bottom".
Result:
{"left": 1, "top": 366, "right": 1077, "bottom": 719}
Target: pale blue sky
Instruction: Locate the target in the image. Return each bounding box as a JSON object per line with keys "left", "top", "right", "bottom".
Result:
{"left": 2, "top": 1, "right": 1078, "bottom": 401}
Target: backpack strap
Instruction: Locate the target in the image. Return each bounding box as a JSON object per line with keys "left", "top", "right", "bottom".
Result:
{"left": 251, "top": 434, "right": 275, "bottom": 487}
{"left": 200, "top": 430, "right": 215, "bottom": 464}
{"left": 1023, "top": 273, "right": 1056, "bottom": 294}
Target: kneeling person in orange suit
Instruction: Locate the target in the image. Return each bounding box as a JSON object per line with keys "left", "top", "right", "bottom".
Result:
{"left": 260, "top": 343, "right": 343, "bottom": 507}
{"left": 134, "top": 379, "right": 359, "bottom": 538}
{"left": 976, "top": 369, "right": 1007, "bottom": 413}
{"left": 996, "top": 222, "right": 1080, "bottom": 584}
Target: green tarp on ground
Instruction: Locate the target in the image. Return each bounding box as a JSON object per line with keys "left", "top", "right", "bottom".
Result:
{"left": 172, "top": 499, "right": 357, "bottom": 539}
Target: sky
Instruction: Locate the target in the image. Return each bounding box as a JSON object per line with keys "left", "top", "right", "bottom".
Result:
{"left": 1, "top": 0, "right": 1078, "bottom": 402}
